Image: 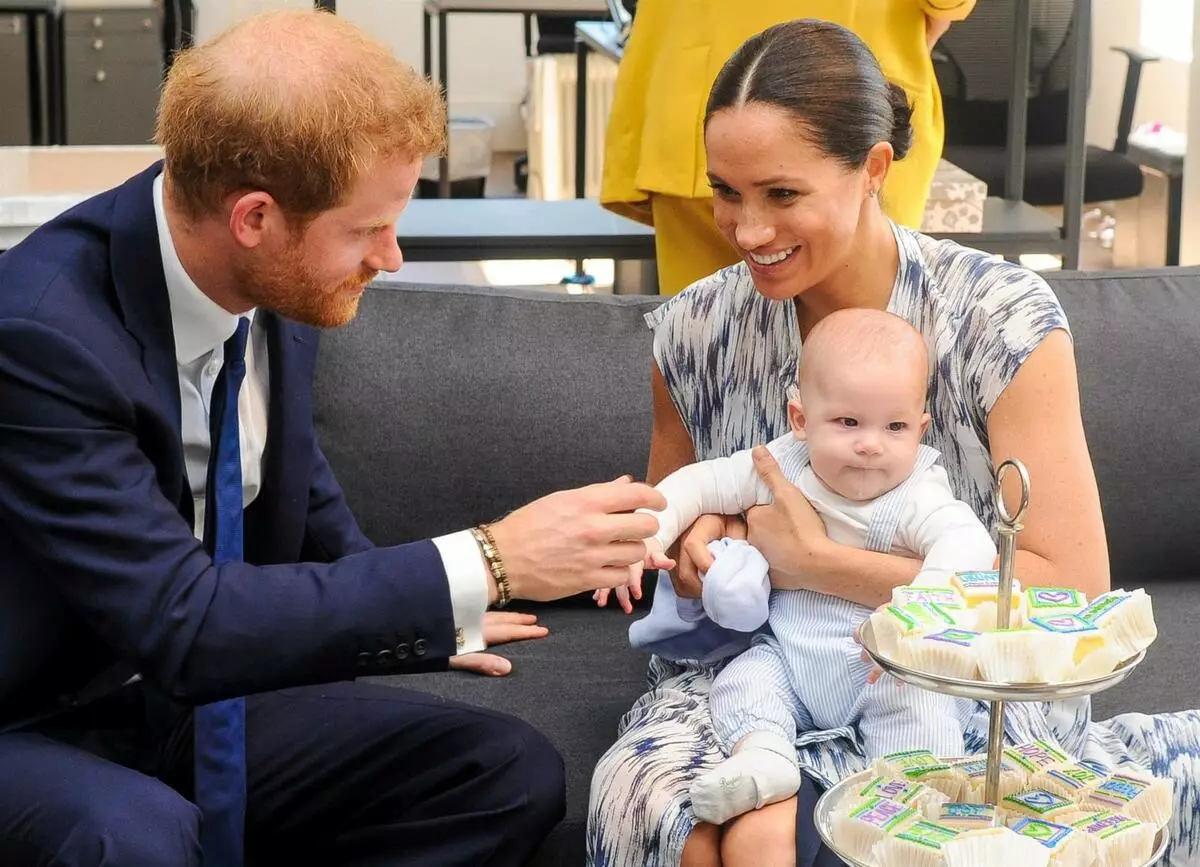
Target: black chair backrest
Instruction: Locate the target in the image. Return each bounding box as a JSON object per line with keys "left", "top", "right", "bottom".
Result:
{"left": 935, "top": 0, "right": 1076, "bottom": 147}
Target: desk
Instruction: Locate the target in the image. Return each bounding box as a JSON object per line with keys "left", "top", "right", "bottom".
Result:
{"left": 1, "top": 192, "right": 655, "bottom": 283}
{"left": 397, "top": 197, "right": 653, "bottom": 263}
{"left": 0, "top": 188, "right": 1054, "bottom": 288}
{"left": 2, "top": 0, "right": 63, "bottom": 146}
{"left": 1125, "top": 142, "right": 1184, "bottom": 267}
{"left": 423, "top": 0, "right": 608, "bottom": 197}
{"left": 927, "top": 199, "right": 1064, "bottom": 257}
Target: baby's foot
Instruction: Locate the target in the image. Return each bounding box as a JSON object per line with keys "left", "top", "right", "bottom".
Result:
{"left": 690, "top": 734, "right": 801, "bottom": 825}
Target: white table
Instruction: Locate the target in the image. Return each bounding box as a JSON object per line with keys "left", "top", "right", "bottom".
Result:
{"left": 422, "top": 0, "right": 609, "bottom": 197}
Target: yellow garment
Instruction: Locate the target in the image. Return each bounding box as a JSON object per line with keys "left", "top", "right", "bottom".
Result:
{"left": 650, "top": 195, "right": 739, "bottom": 294}
{"left": 601, "top": 0, "right": 975, "bottom": 294}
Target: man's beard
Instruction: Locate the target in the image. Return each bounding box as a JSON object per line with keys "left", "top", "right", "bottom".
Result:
{"left": 237, "top": 248, "right": 377, "bottom": 329}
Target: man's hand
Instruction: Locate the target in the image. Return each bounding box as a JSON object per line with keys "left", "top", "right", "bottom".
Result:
{"left": 488, "top": 475, "right": 666, "bottom": 602}
{"left": 744, "top": 446, "right": 830, "bottom": 589}
{"left": 449, "top": 611, "right": 549, "bottom": 676}
{"left": 671, "top": 513, "right": 746, "bottom": 598}
{"left": 926, "top": 14, "right": 953, "bottom": 51}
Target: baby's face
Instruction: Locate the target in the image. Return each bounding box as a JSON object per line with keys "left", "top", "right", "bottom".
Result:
{"left": 790, "top": 362, "right": 929, "bottom": 502}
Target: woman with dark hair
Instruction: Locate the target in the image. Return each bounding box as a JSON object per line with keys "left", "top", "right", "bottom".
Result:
{"left": 599, "top": 1, "right": 972, "bottom": 296}
{"left": 587, "top": 19, "right": 1200, "bottom": 867}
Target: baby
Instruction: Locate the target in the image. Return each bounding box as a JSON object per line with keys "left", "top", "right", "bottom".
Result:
{"left": 612, "top": 308, "right": 997, "bottom": 825}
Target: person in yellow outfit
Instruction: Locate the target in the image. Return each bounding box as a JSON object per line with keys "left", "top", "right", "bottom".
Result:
{"left": 600, "top": 0, "right": 975, "bottom": 294}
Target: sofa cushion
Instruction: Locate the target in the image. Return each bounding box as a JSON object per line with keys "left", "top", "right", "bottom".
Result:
{"left": 1046, "top": 268, "right": 1200, "bottom": 587}
{"left": 313, "top": 275, "right": 1200, "bottom": 866}
{"left": 1089, "top": 577, "right": 1200, "bottom": 719}
{"left": 375, "top": 605, "right": 648, "bottom": 866}
{"left": 314, "top": 283, "right": 662, "bottom": 551}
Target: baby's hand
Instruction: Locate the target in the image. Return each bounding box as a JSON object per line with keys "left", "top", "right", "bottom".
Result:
{"left": 593, "top": 539, "right": 677, "bottom": 614}
{"left": 594, "top": 581, "right": 640, "bottom": 614}
{"left": 641, "top": 536, "right": 677, "bottom": 574}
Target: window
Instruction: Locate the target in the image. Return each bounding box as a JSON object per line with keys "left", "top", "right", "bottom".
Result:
{"left": 1140, "top": 0, "right": 1195, "bottom": 62}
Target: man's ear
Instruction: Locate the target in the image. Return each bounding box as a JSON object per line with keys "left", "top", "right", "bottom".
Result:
{"left": 227, "top": 190, "right": 278, "bottom": 250}
{"left": 788, "top": 398, "right": 808, "bottom": 440}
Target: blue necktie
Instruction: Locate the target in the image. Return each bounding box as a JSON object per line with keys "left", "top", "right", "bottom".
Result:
{"left": 195, "top": 317, "right": 251, "bottom": 867}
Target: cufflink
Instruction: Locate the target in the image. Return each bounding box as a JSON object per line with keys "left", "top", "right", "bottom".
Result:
{"left": 455, "top": 628, "right": 465, "bottom": 649}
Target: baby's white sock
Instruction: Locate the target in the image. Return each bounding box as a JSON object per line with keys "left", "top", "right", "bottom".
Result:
{"left": 690, "top": 731, "right": 801, "bottom": 825}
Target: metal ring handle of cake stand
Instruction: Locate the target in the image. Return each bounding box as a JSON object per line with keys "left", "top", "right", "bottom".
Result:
{"left": 983, "top": 458, "right": 1031, "bottom": 806}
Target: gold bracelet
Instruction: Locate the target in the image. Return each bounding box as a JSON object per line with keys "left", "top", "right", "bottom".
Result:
{"left": 471, "top": 524, "right": 511, "bottom": 608}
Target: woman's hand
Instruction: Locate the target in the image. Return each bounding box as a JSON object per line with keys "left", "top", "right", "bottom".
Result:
{"left": 744, "top": 446, "right": 831, "bottom": 589}
{"left": 671, "top": 513, "right": 746, "bottom": 598}
{"left": 449, "top": 612, "right": 548, "bottom": 676}
{"left": 925, "top": 14, "right": 953, "bottom": 51}
{"left": 853, "top": 619, "right": 887, "bottom": 685}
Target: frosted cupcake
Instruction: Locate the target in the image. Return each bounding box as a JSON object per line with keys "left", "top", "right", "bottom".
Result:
{"left": 1027, "top": 614, "right": 1120, "bottom": 680}
{"left": 891, "top": 584, "right": 977, "bottom": 629}
{"left": 1022, "top": 587, "right": 1087, "bottom": 624}
{"left": 855, "top": 775, "right": 949, "bottom": 820}
{"left": 1078, "top": 589, "right": 1158, "bottom": 660}
{"left": 951, "top": 570, "right": 1024, "bottom": 631}
{"left": 937, "top": 802, "right": 1000, "bottom": 831}
{"left": 1008, "top": 817, "right": 1096, "bottom": 867}
{"left": 977, "top": 628, "right": 1075, "bottom": 683}
{"left": 1002, "top": 789, "right": 1086, "bottom": 824}
{"left": 1004, "top": 741, "right": 1073, "bottom": 779}
{"left": 870, "top": 818, "right": 960, "bottom": 867}
{"left": 897, "top": 627, "right": 983, "bottom": 679}
{"left": 1068, "top": 811, "right": 1158, "bottom": 866}
{"left": 955, "top": 757, "right": 1027, "bottom": 802}
{"left": 873, "top": 749, "right": 962, "bottom": 800}
{"left": 868, "top": 601, "right": 958, "bottom": 660}
{"left": 941, "top": 826, "right": 1053, "bottom": 867}
{"left": 1085, "top": 768, "right": 1174, "bottom": 829}
{"left": 831, "top": 795, "right": 918, "bottom": 864}
{"left": 891, "top": 584, "right": 965, "bottom": 608}
{"left": 1029, "top": 761, "right": 1108, "bottom": 801}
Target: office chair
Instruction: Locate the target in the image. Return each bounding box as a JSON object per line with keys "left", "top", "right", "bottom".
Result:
{"left": 161, "top": 0, "right": 196, "bottom": 72}
{"left": 933, "top": 0, "right": 1153, "bottom": 209}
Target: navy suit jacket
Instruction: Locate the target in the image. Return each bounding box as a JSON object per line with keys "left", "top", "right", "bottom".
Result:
{"left": 0, "top": 164, "right": 456, "bottom": 729}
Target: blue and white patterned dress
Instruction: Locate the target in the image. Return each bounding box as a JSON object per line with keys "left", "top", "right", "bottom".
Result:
{"left": 586, "top": 224, "right": 1200, "bottom": 867}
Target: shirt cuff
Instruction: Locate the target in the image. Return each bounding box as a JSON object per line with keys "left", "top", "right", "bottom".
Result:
{"left": 431, "top": 530, "right": 489, "bottom": 655}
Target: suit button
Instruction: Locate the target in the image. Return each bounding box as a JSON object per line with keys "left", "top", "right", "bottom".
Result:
{"left": 394, "top": 643, "right": 410, "bottom": 660}
{"left": 376, "top": 649, "right": 394, "bottom": 664}
{"left": 413, "top": 639, "right": 427, "bottom": 657}
{"left": 356, "top": 652, "right": 371, "bottom": 668}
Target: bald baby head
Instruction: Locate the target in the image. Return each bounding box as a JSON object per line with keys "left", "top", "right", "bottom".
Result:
{"left": 156, "top": 9, "right": 445, "bottom": 223}
{"left": 798, "top": 308, "right": 929, "bottom": 404}
{"left": 790, "top": 309, "right": 932, "bottom": 501}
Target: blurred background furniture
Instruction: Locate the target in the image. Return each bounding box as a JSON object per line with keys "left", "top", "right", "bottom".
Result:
{"left": 933, "top": 0, "right": 1156, "bottom": 266}
{"left": 421, "top": 0, "right": 608, "bottom": 198}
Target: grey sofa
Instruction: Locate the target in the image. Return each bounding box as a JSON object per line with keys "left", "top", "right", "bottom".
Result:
{"left": 312, "top": 268, "right": 1200, "bottom": 866}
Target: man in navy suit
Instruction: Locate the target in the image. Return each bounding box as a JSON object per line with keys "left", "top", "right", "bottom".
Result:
{"left": 0, "top": 9, "right": 664, "bottom": 866}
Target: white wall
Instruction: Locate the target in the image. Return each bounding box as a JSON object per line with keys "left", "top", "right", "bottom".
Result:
{"left": 1181, "top": 0, "right": 1200, "bottom": 263}
{"left": 1088, "top": 0, "right": 1190, "bottom": 148}
{"left": 192, "top": 0, "right": 531, "bottom": 150}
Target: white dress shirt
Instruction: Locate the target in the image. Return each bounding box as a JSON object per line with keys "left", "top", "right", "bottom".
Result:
{"left": 153, "top": 174, "right": 487, "bottom": 655}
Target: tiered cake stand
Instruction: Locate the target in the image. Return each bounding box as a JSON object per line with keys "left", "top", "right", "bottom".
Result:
{"left": 814, "top": 459, "right": 1168, "bottom": 866}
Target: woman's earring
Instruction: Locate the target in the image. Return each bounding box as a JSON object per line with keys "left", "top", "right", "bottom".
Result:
{"left": 867, "top": 187, "right": 878, "bottom": 198}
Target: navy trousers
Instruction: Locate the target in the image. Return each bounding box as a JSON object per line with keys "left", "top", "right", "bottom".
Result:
{"left": 796, "top": 774, "right": 845, "bottom": 867}
{"left": 0, "top": 680, "right": 565, "bottom": 866}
